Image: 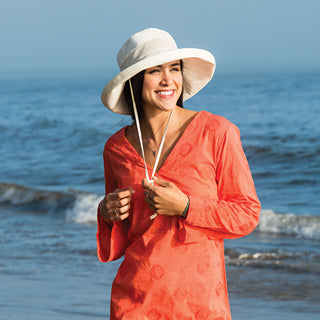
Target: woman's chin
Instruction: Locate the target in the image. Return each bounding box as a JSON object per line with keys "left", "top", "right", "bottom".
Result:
{"left": 156, "top": 102, "right": 177, "bottom": 112}
{"left": 143, "top": 101, "right": 177, "bottom": 114}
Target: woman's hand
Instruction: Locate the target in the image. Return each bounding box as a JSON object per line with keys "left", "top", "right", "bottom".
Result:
{"left": 99, "top": 187, "right": 134, "bottom": 224}
{"left": 142, "top": 178, "right": 189, "bottom": 217}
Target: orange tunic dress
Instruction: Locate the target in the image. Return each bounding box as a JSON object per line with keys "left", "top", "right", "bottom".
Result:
{"left": 97, "top": 111, "right": 261, "bottom": 320}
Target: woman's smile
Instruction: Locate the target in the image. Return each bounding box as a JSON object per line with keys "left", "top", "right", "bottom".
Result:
{"left": 155, "top": 90, "right": 175, "bottom": 98}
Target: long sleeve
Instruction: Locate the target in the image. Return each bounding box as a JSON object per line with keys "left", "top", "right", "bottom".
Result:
{"left": 96, "top": 144, "right": 130, "bottom": 262}
{"left": 185, "top": 124, "right": 261, "bottom": 239}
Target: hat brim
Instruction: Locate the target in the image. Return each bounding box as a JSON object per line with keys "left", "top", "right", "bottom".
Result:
{"left": 101, "top": 48, "right": 216, "bottom": 115}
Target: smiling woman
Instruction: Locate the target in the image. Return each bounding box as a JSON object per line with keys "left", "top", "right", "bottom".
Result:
{"left": 96, "top": 28, "right": 261, "bottom": 319}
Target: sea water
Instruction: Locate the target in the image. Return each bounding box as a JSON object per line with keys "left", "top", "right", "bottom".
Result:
{"left": 0, "top": 70, "right": 319, "bottom": 319}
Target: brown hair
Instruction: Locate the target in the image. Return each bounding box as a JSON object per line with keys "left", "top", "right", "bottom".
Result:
{"left": 123, "top": 61, "right": 184, "bottom": 122}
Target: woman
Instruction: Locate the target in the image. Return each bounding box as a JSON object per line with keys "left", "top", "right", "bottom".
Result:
{"left": 97, "top": 28, "right": 260, "bottom": 319}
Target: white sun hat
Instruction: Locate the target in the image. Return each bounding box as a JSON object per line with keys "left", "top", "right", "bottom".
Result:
{"left": 101, "top": 28, "right": 216, "bottom": 115}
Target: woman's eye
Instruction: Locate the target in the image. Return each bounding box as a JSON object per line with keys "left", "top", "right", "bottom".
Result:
{"left": 148, "top": 69, "right": 159, "bottom": 74}
{"left": 170, "top": 66, "right": 181, "bottom": 72}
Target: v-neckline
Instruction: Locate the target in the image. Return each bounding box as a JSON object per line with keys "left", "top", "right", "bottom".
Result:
{"left": 122, "top": 111, "right": 203, "bottom": 175}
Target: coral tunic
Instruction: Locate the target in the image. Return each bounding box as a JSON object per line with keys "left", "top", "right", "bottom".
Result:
{"left": 97, "top": 111, "right": 260, "bottom": 320}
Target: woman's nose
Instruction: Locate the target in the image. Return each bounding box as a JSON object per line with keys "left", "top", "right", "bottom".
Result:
{"left": 160, "top": 70, "right": 173, "bottom": 85}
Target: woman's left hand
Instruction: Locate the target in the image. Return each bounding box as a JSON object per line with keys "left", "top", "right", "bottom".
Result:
{"left": 142, "top": 177, "right": 189, "bottom": 217}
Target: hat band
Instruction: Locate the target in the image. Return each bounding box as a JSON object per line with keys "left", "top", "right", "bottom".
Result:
{"left": 119, "top": 37, "right": 178, "bottom": 71}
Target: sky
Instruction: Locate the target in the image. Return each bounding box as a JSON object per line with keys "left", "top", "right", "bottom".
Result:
{"left": 0, "top": 0, "right": 319, "bottom": 74}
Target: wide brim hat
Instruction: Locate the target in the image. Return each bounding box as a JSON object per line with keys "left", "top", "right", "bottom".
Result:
{"left": 101, "top": 28, "right": 216, "bottom": 115}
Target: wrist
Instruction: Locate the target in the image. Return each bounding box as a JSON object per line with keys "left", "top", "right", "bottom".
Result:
{"left": 181, "top": 197, "right": 190, "bottom": 219}
{"left": 99, "top": 198, "right": 113, "bottom": 227}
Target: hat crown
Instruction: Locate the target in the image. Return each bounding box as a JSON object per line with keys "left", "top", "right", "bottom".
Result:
{"left": 117, "top": 28, "right": 178, "bottom": 71}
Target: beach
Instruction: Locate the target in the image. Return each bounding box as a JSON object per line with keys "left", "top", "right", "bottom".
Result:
{"left": 1, "top": 70, "right": 319, "bottom": 319}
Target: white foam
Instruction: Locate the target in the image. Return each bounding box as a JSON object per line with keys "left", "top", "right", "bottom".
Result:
{"left": 66, "top": 193, "right": 103, "bottom": 224}
{"left": 257, "top": 209, "right": 320, "bottom": 240}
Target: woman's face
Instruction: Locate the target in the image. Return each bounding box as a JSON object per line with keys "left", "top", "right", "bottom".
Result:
{"left": 141, "top": 60, "right": 183, "bottom": 113}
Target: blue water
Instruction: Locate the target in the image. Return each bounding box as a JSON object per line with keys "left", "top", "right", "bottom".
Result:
{"left": 1, "top": 70, "right": 319, "bottom": 319}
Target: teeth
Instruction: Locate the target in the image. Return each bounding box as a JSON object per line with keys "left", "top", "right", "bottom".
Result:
{"left": 157, "top": 90, "right": 173, "bottom": 96}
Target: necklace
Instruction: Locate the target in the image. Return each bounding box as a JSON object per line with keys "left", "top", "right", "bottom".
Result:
{"left": 141, "top": 113, "right": 171, "bottom": 157}
{"left": 143, "top": 145, "right": 157, "bottom": 157}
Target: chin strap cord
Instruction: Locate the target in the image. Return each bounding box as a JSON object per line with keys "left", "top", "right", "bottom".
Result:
{"left": 129, "top": 79, "right": 174, "bottom": 219}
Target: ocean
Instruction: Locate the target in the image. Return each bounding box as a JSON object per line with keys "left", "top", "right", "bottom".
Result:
{"left": 1, "top": 70, "right": 319, "bottom": 319}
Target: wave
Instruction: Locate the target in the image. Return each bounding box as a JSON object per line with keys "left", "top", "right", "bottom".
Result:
{"left": 66, "top": 193, "right": 102, "bottom": 224}
{"left": 0, "top": 182, "right": 76, "bottom": 210}
{"left": 1, "top": 182, "right": 320, "bottom": 240}
{"left": 257, "top": 209, "right": 320, "bottom": 240}
{"left": 225, "top": 248, "right": 319, "bottom": 274}
{"left": 0, "top": 182, "right": 101, "bottom": 221}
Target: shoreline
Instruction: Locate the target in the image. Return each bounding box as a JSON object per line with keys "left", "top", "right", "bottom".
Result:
{"left": 2, "top": 270, "right": 319, "bottom": 320}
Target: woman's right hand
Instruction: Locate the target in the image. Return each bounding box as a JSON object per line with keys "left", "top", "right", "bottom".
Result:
{"left": 99, "top": 187, "right": 134, "bottom": 223}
